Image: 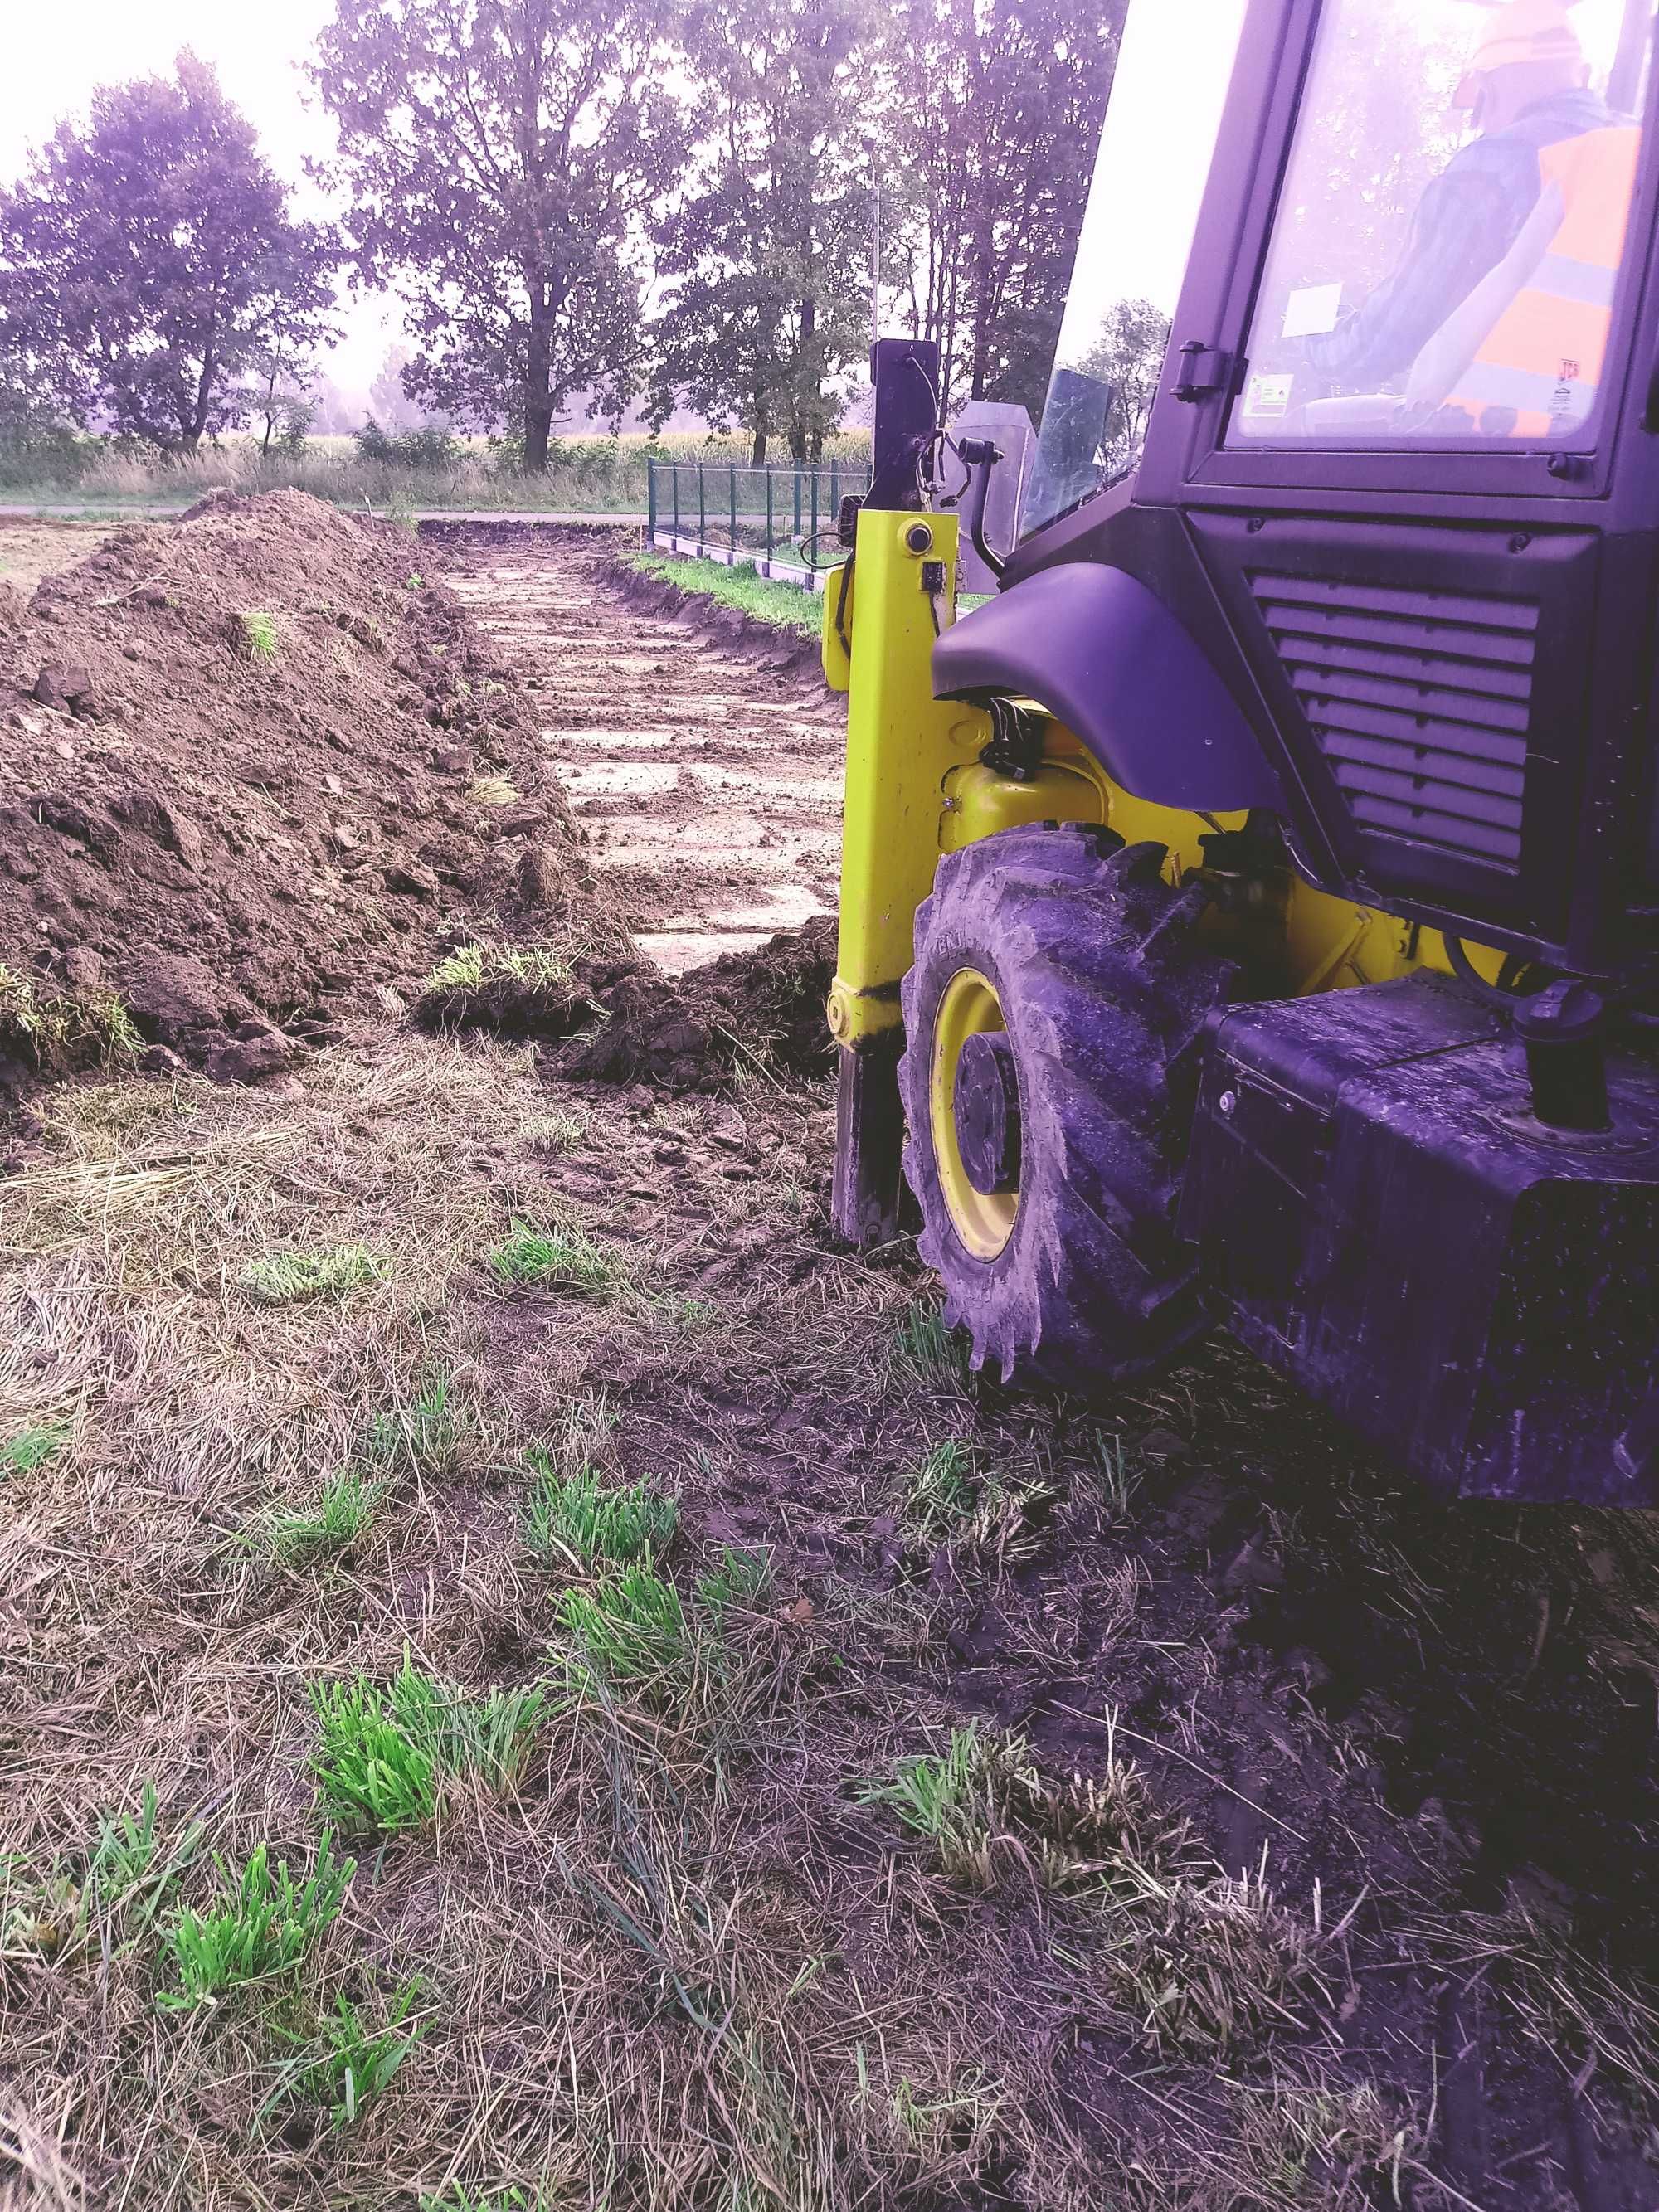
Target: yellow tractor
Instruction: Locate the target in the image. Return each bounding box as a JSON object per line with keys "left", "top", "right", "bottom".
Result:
{"left": 825, "top": 0, "right": 1659, "bottom": 1505}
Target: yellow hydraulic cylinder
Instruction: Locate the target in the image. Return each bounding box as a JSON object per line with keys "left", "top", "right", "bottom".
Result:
{"left": 825, "top": 509, "right": 987, "bottom": 1052}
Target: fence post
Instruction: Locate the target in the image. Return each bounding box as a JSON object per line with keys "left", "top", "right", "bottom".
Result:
{"left": 729, "top": 464, "right": 737, "bottom": 557}
{"left": 672, "top": 463, "right": 680, "bottom": 536}
{"left": 793, "top": 465, "right": 802, "bottom": 540}
{"left": 765, "top": 469, "right": 774, "bottom": 571}
{"left": 698, "top": 464, "right": 707, "bottom": 548}
{"left": 810, "top": 469, "right": 819, "bottom": 571}
{"left": 648, "top": 460, "right": 657, "bottom": 541}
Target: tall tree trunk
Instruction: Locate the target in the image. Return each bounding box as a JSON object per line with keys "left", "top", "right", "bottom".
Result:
{"left": 798, "top": 294, "right": 820, "bottom": 461}
{"left": 524, "top": 284, "right": 555, "bottom": 474}
{"left": 181, "top": 334, "right": 216, "bottom": 455}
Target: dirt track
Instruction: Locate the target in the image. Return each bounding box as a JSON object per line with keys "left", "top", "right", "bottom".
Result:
{"left": 438, "top": 525, "right": 844, "bottom": 973}
{"left": 3, "top": 508, "right": 1659, "bottom": 2210}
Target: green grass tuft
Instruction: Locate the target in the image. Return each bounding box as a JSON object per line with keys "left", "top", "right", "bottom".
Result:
{"left": 364, "top": 1370, "right": 466, "bottom": 1476}
{"left": 88, "top": 1783, "right": 208, "bottom": 1932}
{"left": 696, "top": 1545, "right": 772, "bottom": 1622}
{"left": 901, "top": 1438, "right": 979, "bottom": 1532}
{"left": 523, "top": 1454, "right": 677, "bottom": 1569}
{"left": 309, "top": 1655, "right": 547, "bottom": 1834}
{"left": 497, "top": 946, "right": 574, "bottom": 989}
{"left": 1087, "top": 1429, "right": 1141, "bottom": 1521}
{"left": 488, "top": 1218, "right": 623, "bottom": 1296}
{"left": 858, "top": 1725, "right": 990, "bottom": 1877}
{"left": 239, "top": 610, "right": 280, "bottom": 663}
{"left": 241, "top": 1245, "right": 387, "bottom": 1306}
{"left": 0, "top": 963, "right": 141, "bottom": 1068}
{"left": 893, "top": 1304, "right": 971, "bottom": 1392}
{"left": 260, "top": 1467, "right": 387, "bottom": 1566}
{"left": 161, "top": 1833, "right": 353, "bottom": 2009}
{"left": 1, "top": 1422, "right": 68, "bottom": 1475}
{"left": 552, "top": 1563, "right": 693, "bottom": 1699}
{"left": 422, "top": 941, "right": 575, "bottom": 995}
{"left": 423, "top": 943, "right": 487, "bottom": 991}
{"left": 266, "top": 1980, "right": 426, "bottom": 2130}
{"left": 523, "top": 1109, "right": 587, "bottom": 1156}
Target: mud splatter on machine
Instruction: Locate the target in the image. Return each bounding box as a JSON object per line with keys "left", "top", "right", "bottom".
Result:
{"left": 826, "top": 0, "right": 1659, "bottom": 1504}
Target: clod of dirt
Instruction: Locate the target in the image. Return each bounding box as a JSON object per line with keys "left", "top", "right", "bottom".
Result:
{"left": 417, "top": 914, "right": 839, "bottom": 1092}
{"left": 0, "top": 491, "right": 616, "bottom": 1097}
{"left": 562, "top": 917, "right": 837, "bottom": 1088}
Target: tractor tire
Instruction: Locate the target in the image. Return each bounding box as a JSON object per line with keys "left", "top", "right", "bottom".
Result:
{"left": 898, "top": 823, "right": 1236, "bottom": 1389}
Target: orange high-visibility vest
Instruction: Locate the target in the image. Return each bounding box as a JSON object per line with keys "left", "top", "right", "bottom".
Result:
{"left": 1447, "top": 124, "right": 1640, "bottom": 437}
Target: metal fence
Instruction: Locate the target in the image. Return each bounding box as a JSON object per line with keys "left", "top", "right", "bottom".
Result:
{"left": 646, "top": 459, "right": 874, "bottom": 591}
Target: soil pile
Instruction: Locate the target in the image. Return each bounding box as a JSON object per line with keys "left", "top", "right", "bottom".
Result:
{"left": 418, "top": 912, "right": 839, "bottom": 1091}
{"left": 0, "top": 492, "right": 608, "bottom": 1091}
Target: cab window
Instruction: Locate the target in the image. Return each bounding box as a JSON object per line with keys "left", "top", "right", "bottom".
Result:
{"left": 1228, "top": 0, "right": 1655, "bottom": 448}
{"left": 1024, "top": 0, "right": 1248, "bottom": 532}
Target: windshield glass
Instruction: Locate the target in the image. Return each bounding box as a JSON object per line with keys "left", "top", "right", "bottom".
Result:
{"left": 1229, "top": 0, "right": 1655, "bottom": 447}
{"left": 1021, "top": 0, "right": 1249, "bottom": 535}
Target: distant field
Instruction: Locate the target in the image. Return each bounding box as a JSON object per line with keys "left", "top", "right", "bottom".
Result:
{"left": 0, "top": 429, "right": 875, "bottom": 517}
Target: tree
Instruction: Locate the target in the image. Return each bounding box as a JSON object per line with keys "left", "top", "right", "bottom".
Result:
{"left": 369, "top": 342, "right": 424, "bottom": 432}
{"left": 892, "top": 0, "right": 1123, "bottom": 413}
{"left": 305, "top": 373, "right": 362, "bottom": 436}
{"left": 1076, "top": 296, "right": 1170, "bottom": 480}
{"left": 0, "top": 54, "right": 340, "bottom": 454}
{"left": 649, "top": 0, "right": 874, "bottom": 464}
{"left": 312, "top": 0, "right": 677, "bottom": 473}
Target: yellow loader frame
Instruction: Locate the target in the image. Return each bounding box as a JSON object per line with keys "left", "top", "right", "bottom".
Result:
{"left": 821, "top": 507, "right": 1502, "bottom": 1241}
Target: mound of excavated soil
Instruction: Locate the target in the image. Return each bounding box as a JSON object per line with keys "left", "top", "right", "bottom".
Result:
{"left": 417, "top": 913, "right": 839, "bottom": 1091}
{"left": 0, "top": 492, "right": 611, "bottom": 1091}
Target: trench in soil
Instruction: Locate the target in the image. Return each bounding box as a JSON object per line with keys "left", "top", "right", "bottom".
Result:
{"left": 437, "top": 523, "right": 842, "bottom": 974}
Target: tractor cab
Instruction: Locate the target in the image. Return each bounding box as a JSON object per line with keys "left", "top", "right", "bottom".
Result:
{"left": 825, "top": 0, "right": 1659, "bottom": 1505}
{"left": 1008, "top": 0, "right": 1659, "bottom": 975}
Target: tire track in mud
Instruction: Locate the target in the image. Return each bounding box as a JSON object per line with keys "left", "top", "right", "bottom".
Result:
{"left": 433, "top": 524, "right": 845, "bottom": 973}
{"left": 432, "top": 519, "right": 1659, "bottom": 2200}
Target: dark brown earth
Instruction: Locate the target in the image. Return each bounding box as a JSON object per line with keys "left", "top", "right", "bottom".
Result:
{"left": 416, "top": 912, "right": 839, "bottom": 1090}
{"left": 433, "top": 523, "right": 844, "bottom": 974}
{"left": 0, "top": 493, "right": 606, "bottom": 1099}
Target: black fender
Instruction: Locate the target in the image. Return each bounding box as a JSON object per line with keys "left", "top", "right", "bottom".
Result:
{"left": 932, "top": 561, "right": 1287, "bottom": 814}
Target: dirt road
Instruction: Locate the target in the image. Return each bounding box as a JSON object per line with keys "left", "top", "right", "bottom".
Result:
{"left": 438, "top": 525, "right": 844, "bottom": 973}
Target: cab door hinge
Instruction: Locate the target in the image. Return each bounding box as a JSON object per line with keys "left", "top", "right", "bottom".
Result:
{"left": 1173, "top": 340, "right": 1234, "bottom": 403}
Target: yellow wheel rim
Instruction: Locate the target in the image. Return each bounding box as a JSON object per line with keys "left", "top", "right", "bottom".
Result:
{"left": 931, "top": 967, "right": 1019, "bottom": 1262}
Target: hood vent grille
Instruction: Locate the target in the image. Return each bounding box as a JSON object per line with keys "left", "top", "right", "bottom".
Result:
{"left": 1249, "top": 572, "right": 1535, "bottom": 870}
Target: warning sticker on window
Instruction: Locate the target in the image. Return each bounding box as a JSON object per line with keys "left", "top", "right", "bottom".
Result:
{"left": 1243, "top": 373, "right": 1295, "bottom": 419}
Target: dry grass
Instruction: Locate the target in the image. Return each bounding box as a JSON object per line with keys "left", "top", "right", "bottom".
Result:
{"left": 7, "top": 1028, "right": 1638, "bottom": 2210}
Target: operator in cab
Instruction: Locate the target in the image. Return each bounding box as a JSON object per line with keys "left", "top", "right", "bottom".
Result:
{"left": 1304, "top": 0, "right": 1627, "bottom": 404}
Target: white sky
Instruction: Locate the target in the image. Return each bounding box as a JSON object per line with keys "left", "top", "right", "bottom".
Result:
{"left": 1054, "top": 0, "right": 1249, "bottom": 362}
{"left": 0, "top": 0, "right": 400, "bottom": 396}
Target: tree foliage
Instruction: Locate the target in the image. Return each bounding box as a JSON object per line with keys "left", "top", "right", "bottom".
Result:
{"left": 892, "top": 0, "right": 1124, "bottom": 412}
{"left": 369, "top": 341, "right": 426, "bottom": 432}
{"left": 0, "top": 53, "right": 339, "bottom": 453}
{"left": 1075, "top": 295, "right": 1170, "bottom": 481}
{"left": 313, "top": 0, "right": 678, "bottom": 471}
{"left": 649, "top": 0, "right": 875, "bottom": 464}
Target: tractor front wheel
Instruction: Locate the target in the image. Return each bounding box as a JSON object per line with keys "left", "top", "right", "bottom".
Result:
{"left": 897, "top": 824, "right": 1235, "bottom": 1389}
